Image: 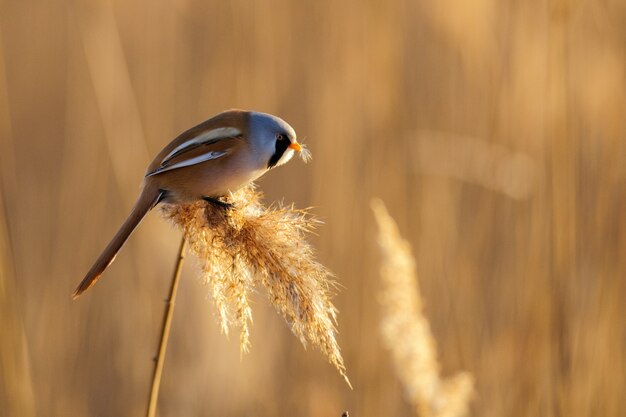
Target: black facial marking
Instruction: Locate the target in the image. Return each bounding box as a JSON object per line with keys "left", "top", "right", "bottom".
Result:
{"left": 267, "top": 134, "right": 290, "bottom": 168}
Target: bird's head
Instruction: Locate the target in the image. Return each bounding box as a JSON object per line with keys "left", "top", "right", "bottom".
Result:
{"left": 248, "top": 111, "right": 310, "bottom": 169}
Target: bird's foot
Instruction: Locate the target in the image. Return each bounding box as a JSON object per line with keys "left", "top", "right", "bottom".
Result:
{"left": 202, "top": 196, "right": 234, "bottom": 210}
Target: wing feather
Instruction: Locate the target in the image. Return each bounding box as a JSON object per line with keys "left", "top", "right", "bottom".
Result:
{"left": 146, "top": 127, "right": 242, "bottom": 177}
{"left": 146, "top": 150, "right": 228, "bottom": 176}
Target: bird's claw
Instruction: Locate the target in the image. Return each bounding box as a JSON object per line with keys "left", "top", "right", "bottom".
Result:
{"left": 202, "top": 196, "right": 234, "bottom": 210}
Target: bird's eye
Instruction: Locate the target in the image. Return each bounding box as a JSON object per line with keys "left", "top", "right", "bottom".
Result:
{"left": 276, "top": 134, "right": 287, "bottom": 141}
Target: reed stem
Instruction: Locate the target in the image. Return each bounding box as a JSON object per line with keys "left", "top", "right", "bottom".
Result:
{"left": 146, "top": 236, "right": 187, "bottom": 417}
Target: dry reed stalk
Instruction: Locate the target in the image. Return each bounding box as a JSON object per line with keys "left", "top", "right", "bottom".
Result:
{"left": 371, "top": 199, "right": 473, "bottom": 417}
{"left": 146, "top": 237, "right": 187, "bottom": 417}
{"left": 161, "top": 185, "right": 349, "bottom": 386}
{"left": 0, "top": 184, "right": 36, "bottom": 417}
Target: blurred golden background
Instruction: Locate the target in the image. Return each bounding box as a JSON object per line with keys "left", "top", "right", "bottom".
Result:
{"left": 1, "top": 0, "right": 625, "bottom": 416}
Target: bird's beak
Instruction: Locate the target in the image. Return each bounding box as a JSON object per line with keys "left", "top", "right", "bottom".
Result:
{"left": 289, "top": 142, "right": 302, "bottom": 152}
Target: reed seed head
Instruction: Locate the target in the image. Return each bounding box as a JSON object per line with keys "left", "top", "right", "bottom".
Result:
{"left": 372, "top": 199, "right": 473, "bottom": 417}
{"left": 161, "top": 186, "right": 349, "bottom": 386}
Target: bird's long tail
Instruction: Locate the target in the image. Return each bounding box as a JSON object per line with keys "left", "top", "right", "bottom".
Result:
{"left": 72, "top": 185, "right": 163, "bottom": 299}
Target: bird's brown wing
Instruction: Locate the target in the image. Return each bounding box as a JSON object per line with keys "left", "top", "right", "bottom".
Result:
{"left": 146, "top": 131, "right": 244, "bottom": 177}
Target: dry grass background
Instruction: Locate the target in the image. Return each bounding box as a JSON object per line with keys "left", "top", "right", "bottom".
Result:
{"left": 1, "top": 0, "right": 625, "bottom": 416}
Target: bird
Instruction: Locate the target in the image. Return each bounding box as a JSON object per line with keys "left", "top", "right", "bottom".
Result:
{"left": 73, "top": 109, "right": 309, "bottom": 298}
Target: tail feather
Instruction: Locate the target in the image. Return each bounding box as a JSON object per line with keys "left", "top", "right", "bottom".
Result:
{"left": 72, "top": 187, "right": 162, "bottom": 299}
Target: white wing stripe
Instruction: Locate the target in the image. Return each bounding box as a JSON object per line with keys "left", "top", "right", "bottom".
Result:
{"left": 147, "top": 151, "right": 227, "bottom": 176}
{"left": 162, "top": 127, "right": 241, "bottom": 163}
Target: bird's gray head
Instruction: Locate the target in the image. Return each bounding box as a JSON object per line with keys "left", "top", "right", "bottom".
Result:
{"left": 249, "top": 112, "right": 306, "bottom": 169}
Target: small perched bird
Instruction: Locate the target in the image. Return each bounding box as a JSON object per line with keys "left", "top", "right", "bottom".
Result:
{"left": 73, "top": 109, "right": 308, "bottom": 298}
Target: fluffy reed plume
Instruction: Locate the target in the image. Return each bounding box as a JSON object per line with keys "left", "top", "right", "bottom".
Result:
{"left": 161, "top": 186, "right": 349, "bottom": 385}
{"left": 371, "top": 199, "right": 473, "bottom": 417}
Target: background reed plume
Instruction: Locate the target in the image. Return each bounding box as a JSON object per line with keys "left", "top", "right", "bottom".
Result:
{"left": 372, "top": 199, "right": 473, "bottom": 417}
{"left": 161, "top": 186, "right": 349, "bottom": 384}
